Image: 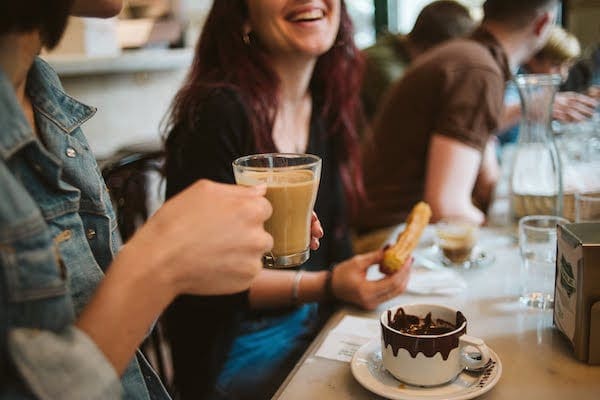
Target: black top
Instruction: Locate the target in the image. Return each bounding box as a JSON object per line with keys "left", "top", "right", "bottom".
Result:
{"left": 163, "top": 88, "right": 352, "bottom": 399}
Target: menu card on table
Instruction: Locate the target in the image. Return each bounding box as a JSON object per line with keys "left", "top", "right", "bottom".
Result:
{"left": 315, "top": 316, "right": 379, "bottom": 362}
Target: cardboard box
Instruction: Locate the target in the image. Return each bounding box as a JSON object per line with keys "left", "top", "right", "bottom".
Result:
{"left": 554, "top": 223, "right": 600, "bottom": 364}
{"left": 48, "top": 17, "right": 120, "bottom": 57}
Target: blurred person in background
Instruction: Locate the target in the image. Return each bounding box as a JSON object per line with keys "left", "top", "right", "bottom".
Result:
{"left": 498, "top": 25, "right": 598, "bottom": 147}
{"left": 163, "top": 1, "right": 412, "bottom": 399}
{"left": 354, "top": 0, "right": 560, "bottom": 252}
{"left": 361, "top": 0, "right": 476, "bottom": 124}
{"left": 562, "top": 42, "right": 600, "bottom": 95}
{"left": 0, "top": 1, "right": 274, "bottom": 398}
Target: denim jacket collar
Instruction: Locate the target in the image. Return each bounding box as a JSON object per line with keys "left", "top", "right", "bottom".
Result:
{"left": 0, "top": 58, "right": 96, "bottom": 161}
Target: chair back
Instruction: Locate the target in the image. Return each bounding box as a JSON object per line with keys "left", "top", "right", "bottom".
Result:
{"left": 101, "top": 148, "right": 173, "bottom": 391}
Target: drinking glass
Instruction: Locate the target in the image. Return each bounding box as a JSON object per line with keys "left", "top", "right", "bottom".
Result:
{"left": 575, "top": 192, "right": 600, "bottom": 222}
{"left": 232, "top": 153, "right": 321, "bottom": 268}
{"left": 518, "top": 215, "right": 569, "bottom": 309}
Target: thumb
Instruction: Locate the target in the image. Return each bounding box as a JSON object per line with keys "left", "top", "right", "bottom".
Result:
{"left": 226, "top": 182, "right": 267, "bottom": 196}
{"left": 245, "top": 183, "right": 267, "bottom": 196}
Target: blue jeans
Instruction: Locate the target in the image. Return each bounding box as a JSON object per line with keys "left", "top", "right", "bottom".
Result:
{"left": 213, "top": 303, "right": 321, "bottom": 400}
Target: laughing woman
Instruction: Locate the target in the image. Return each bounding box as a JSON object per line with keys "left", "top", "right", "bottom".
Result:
{"left": 163, "top": 1, "right": 412, "bottom": 399}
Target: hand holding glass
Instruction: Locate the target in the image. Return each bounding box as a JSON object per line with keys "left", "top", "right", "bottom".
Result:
{"left": 233, "top": 154, "right": 321, "bottom": 268}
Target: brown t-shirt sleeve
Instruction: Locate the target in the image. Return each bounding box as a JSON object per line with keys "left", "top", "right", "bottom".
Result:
{"left": 434, "top": 66, "right": 504, "bottom": 152}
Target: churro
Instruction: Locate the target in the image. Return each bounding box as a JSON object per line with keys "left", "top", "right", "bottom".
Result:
{"left": 380, "top": 202, "right": 432, "bottom": 274}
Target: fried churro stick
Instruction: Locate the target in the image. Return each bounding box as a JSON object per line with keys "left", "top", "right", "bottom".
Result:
{"left": 380, "top": 202, "right": 432, "bottom": 274}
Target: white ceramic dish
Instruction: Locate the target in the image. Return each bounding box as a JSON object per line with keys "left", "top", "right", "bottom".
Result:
{"left": 351, "top": 339, "right": 502, "bottom": 400}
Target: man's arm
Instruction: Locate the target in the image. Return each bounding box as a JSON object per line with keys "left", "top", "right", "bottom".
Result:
{"left": 75, "top": 180, "right": 272, "bottom": 374}
{"left": 71, "top": 0, "right": 122, "bottom": 18}
{"left": 473, "top": 136, "right": 500, "bottom": 213}
{"left": 553, "top": 91, "right": 598, "bottom": 122}
{"left": 499, "top": 91, "right": 598, "bottom": 133}
{"left": 424, "top": 134, "right": 486, "bottom": 225}
{"left": 497, "top": 102, "right": 521, "bottom": 133}
{"left": 7, "top": 181, "right": 272, "bottom": 400}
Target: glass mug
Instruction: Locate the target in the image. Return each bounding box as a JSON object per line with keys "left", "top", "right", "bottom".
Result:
{"left": 232, "top": 153, "right": 321, "bottom": 268}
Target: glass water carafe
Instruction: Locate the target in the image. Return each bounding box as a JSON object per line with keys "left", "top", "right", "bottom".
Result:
{"left": 510, "top": 74, "right": 563, "bottom": 220}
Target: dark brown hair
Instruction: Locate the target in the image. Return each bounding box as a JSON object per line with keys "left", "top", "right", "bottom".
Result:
{"left": 0, "top": 0, "right": 74, "bottom": 49}
{"left": 483, "top": 0, "right": 559, "bottom": 28}
{"left": 165, "top": 0, "right": 365, "bottom": 213}
{"left": 408, "top": 1, "right": 475, "bottom": 47}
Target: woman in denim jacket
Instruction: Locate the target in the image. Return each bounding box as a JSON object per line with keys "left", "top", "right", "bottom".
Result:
{"left": 0, "top": 1, "right": 275, "bottom": 398}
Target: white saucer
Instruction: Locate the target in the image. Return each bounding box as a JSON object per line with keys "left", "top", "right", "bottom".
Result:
{"left": 440, "top": 246, "right": 496, "bottom": 269}
{"left": 351, "top": 340, "right": 502, "bottom": 400}
{"left": 417, "top": 245, "right": 495, "bottom": 270}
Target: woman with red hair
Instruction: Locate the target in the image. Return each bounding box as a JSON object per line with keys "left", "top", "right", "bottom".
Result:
{"left": 164, "top": 1, "right": 411, "bottom": 399}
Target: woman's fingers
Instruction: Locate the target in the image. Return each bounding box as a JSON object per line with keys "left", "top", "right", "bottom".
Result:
{"left": 311, "top": 212, "right": 324, "bottom": 238}
{"left": 369, "top": 257, "right": 413, "bottom": 303}
{"left": 310, "top": 212, "right": 324, "bottom": 250}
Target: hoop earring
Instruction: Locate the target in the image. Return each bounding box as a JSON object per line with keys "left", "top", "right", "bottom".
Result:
{"left": 243, "top": 32, "right": 251, "bottom": 45}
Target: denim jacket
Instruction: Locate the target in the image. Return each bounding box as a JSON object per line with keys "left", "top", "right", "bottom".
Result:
{"left": 0, "top": 59, "right": 169, "bottom": 400}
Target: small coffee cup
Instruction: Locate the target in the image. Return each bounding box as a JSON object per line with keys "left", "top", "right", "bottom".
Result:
{"left": 435, "top": 218, "right": 479, "bottom": 265}
{"left": 380, "top": 303, "right": 490, "bottom": 387}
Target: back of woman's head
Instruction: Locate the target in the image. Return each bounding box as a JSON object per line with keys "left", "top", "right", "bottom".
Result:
{"left": 167, "top": 0, "right": 365, "bottom": 211}
{"left": 0, "top": 0, "right": 74, "bottom": 49}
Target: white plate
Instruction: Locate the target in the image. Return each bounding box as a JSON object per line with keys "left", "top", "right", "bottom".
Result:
{"left": 351, "top": 340, "right": 502, "bottom": 400}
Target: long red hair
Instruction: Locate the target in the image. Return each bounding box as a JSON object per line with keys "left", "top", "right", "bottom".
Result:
{"left": 165, "top": 0, "right": 365, "bottom": 213}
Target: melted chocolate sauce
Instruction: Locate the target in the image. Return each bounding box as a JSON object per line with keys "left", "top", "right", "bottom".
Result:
{"left": 382, "top": 308, "right": 467, "bottom": 360}
{"left": 388, "top": 308, "right": 456, "bottom": 335}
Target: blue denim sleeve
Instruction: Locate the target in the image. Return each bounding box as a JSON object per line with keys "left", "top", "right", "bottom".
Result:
{"left": 6, "top": 326, "right": 122, "bottom": 400}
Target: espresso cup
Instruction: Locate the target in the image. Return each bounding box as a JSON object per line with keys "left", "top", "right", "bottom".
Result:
{"left": 380, "top": 303, "right": 490, "bottom": 386}
{"left": 435, "top": 218, "right": 479, "bottom": 265}
{"left": 232, "top": 153, "right": 321, "bottom": 268}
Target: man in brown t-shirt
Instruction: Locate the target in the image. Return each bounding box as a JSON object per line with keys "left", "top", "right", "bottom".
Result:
{"left": 355, "top": 0, "right": 559, "bottom": 246}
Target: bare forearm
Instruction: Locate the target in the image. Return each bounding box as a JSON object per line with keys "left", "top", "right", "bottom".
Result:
{"left": 497, "top": 103, "right": 521, "bottom": 133}
{"left": 248, "top": 269, "right": 329, "bottom": 309}
{"left": 75, "top": 244, "right": 174, "bottom": 375}
{"left": 426, "top": 194, "right": 485, "bottom": 225}
{"left": 74, "top": 180, "right": 273, "bottom": 375}
{"left": 425, "top": 134, "right": 486, "bottom": 225}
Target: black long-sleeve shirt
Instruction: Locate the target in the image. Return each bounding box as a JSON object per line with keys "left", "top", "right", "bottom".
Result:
{"left": 163, "top": 88, "right": 352, "bottom": 399}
